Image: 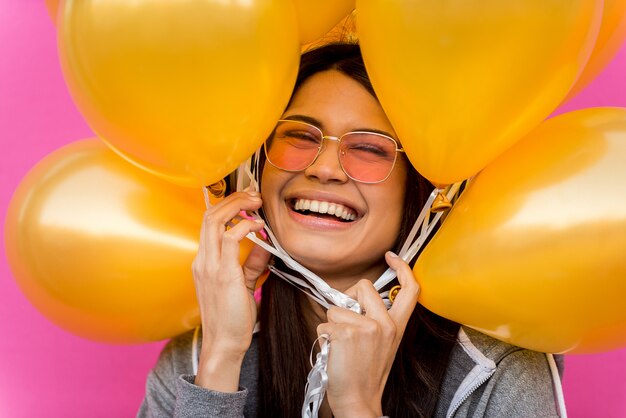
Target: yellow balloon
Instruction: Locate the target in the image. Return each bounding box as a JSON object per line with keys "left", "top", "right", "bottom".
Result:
{"left": 58, "top": 0, "right": 300, "bottom": 187}
{"left": 358, "top": 0, "right": 603, "bottom": 185}
{"left": 4, "top": 140, "right": 254, "bottom": 343}
{"left": 415, "top": 108, "right": 626, "bottom": 354}
{"left": 567, "top": 0, "right": 626, "bottom": 99}
{"left": 294, "top": 0, "right": 355, "bottom": 45}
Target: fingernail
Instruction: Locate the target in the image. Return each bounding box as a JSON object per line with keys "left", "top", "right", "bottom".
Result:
{"left": 254, "top": 219, "right": 265, "bottom": 224}
{"left": 386, "top": 251, "right": 399, "bottom": 258}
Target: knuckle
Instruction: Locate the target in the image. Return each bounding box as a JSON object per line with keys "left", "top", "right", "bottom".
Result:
{"left": 191, "top": 258, "right": 204, "bottom": 274}
{"left": 363, "top": 320, "right": 380, "bottom": 337}
{"left": 383, "top": 322, "right": 397, "bottom": 341}
{"left": 343, "top": 326, "right": 356, "bottom": 340}
{"left": 222, "top": 229, "right": 238, "bottom": 243}
{"left": 204, "top": 207, "right": 216, "bottom": 219}
{"left": 191, "top": 264, "right": 200, "bottom": 277}
{"left": 237, "top": 191, "right": 259, "bottom": 201}
{"left": 326, "top": 307, "right": 341, "bottom": 321}
{"left": 241, "top": 219, "right": 256, "bottom": 230}
{"left": 191, "top": 261, "right": 217, "bottom": 280}
{"left": 358, "top": 279, "right": 373, "bottom": 289}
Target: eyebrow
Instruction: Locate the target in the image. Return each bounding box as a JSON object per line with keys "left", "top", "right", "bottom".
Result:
{"left": 282, "top": 114, "right": 324, "bottom": 128}
{"left": 282, "top": 114, "right": 398, "bottom": 140}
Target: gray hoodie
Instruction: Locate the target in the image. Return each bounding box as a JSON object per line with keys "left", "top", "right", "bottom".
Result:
{"left": 138, "top": 327, "right": 564, "bottom": 417}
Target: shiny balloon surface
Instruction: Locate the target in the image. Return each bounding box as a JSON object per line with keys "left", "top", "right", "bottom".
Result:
{"left": 58, "top": 0, "right": 300, "bottom": 187}
{"left": 5, "top": 140, "right": 253, "bottom": 343}
{"left": 416, "top": 107, "right": 626, "bottom": 354}
{"left": 358, "top": 0, "right": 603, "bottom": 184}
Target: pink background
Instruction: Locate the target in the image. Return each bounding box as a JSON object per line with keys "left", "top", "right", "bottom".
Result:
{"left": 1, "top": 2, "right": 625, "bottom": 417}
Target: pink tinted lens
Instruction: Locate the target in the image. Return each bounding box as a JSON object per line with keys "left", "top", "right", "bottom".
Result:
{"left": 340, "top": 133, "right": 398, "bottom": 183}
{"left": 265, "top": 121, "right": 321, "bottom": 171}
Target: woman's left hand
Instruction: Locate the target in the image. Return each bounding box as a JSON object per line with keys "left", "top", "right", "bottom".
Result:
{"left": 317, "top": 252, "right": 421, "bottom": 418}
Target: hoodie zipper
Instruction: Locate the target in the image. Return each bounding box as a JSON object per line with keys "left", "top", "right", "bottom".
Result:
{"left": 446, "top": 365, "right": 496, "bottom": 418}
{"left": 446, "top": 329, "right": 498, "bottom": 418}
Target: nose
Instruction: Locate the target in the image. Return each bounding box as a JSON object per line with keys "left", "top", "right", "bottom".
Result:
{"left": 303, "top": 136, "right": 349, "bottom": 184}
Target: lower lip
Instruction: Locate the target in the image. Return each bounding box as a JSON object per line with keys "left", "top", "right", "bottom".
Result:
{"left": 286, "top": 205, "right": 357, "bottom": 231}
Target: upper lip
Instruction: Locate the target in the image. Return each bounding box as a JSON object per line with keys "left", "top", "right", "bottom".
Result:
{"left": 284, "top": 190, "right": 363, "bottom": 217}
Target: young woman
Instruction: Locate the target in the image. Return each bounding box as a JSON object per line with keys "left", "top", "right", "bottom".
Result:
{"left": 138, "top": 43, "right": 564, "bottom": 418}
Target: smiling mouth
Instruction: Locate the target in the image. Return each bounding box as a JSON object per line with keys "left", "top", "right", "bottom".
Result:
{"left": 289, "top": 198, "right": 357, "bottom": 222}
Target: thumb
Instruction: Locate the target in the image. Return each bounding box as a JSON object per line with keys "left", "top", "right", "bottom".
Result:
{"left": 386, "top": 251, "right": 420, "bottom": 327}
{"left": 242, "top": 243, "right": 271, "bottom": 291}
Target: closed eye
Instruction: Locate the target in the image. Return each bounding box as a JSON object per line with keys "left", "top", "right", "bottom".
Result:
{"left": 346, "top": 143, "right": 394, "bottom": 160}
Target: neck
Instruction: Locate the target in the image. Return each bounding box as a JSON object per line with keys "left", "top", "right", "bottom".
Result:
{"left": 306, "top": 257, "right": 389, "bottom": 293}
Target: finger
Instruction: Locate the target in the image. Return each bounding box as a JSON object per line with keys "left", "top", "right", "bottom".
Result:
{"left": 326, "top": 306, "right": 374, "bottom": 327}
{"left": 242, "top": 243, "right": 271, "bottom": 291}
{"left": 385, "top": 251, "right": 420, "bottom": 328}
{"left": 200, "top": 209, "right": 221, "bottom": 268}
{"left": 192, "top": 211, "right": 207, "bottom": 273}
{"left": 209, "top": 191, "right": 263, "bottom": 225}
{"left": 345, "top": 279, "right": 389, "bottom": 323}
{"left": 202, "top": 192, "right": 262, "bottom": 265}
{"left": 316, "top": 323, "right": 333, "bottom": 347}
{"left": 221, "top": 218, "right": 266, "bottom": 282}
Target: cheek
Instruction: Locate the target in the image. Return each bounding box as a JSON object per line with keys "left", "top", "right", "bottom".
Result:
{"left": 260, "top": 168, "right": 277, "bottom": 213}
{"left": 387, "top": 189, "right": 406, "bottom": 233}
{"left": 377, "top": 169, "right": 407, "bottom": 234}
{"left": 260, "top": 166, "right": 288, "bottom": 222}
{"left": 388, "top": 161, "right": 408, "bottom": 204}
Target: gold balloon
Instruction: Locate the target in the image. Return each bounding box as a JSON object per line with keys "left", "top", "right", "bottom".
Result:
{"left": 294, "top": 0, "right": 355, "bottom": 45}
{"left": 4, "top": 140, "right": 254, "bottom": 343}
{"left": 58, "top": 0, "right": 300, "bottom": 187}
{"left": 358, "top": 0, "right": 603, "bottom": 185}
{"left": 415, "top": 107, "right": 626, "bottom": 354}
{"left": 567, "top": 0, "right": 626, "bottom": 99}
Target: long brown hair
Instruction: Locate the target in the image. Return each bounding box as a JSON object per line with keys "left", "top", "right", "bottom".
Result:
{"left": 257, "top": 43, "right": 460, "bottom": 417}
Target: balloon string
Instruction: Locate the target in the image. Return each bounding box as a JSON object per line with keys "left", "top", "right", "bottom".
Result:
{"left": 202, "top": 185, "right": 211, "bottom": 209}
{"left": 302, "top": 334, "right": 330, "bottom": 418}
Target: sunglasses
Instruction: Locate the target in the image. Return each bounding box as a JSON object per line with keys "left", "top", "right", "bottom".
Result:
{"left": 264, "top": 120, "right": 405, "bottom": 184}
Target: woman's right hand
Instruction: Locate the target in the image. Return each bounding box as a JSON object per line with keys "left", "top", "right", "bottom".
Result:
{"left": 192, "top": 190, "right": 270, "bottom": 391}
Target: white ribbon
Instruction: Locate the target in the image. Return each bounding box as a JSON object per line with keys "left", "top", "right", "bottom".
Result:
{"left": 206, "top": 155, "right": 464, "bottom": 418}
{"left": 302, "top": 334, "right": 331, "bottom": 418}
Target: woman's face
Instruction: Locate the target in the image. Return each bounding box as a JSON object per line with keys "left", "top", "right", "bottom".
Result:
{"left": 261, "top": 70, "right": 407, "bottom": 283}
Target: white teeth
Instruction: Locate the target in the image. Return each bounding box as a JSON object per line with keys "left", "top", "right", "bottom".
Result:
{"left": 293, "top": 198, "right": 356, "bottom": 221}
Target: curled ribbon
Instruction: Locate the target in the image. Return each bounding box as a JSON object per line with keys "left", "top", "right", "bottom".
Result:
{"left": 302, "top": 334, "right": 331, "bottom": 418}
